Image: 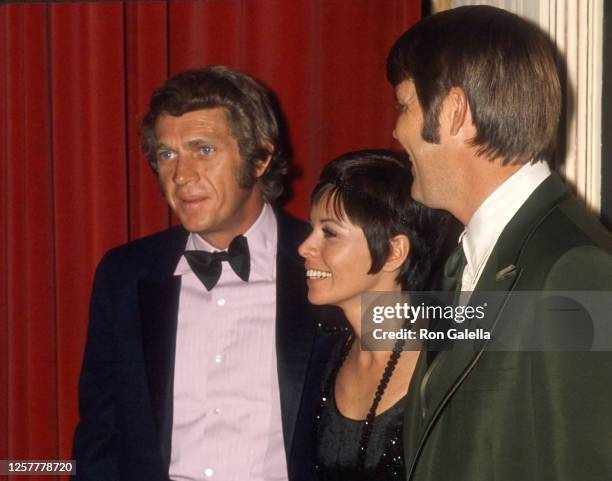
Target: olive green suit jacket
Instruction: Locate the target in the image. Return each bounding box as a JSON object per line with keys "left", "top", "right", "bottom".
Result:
{"left": 404, "top": 174, "right": 612, "bottom": 481}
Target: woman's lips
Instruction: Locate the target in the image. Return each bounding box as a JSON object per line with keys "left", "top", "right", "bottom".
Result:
{"left": 305, "top": 268, "right": 332, "bottom": 284}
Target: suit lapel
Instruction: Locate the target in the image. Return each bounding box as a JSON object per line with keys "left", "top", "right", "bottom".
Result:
{"left": 408, "top": 174, "right": 569, "bottom": 477}
{"left": 274, "top": 209, "right": 315, "bottom": 457}
{"left": 139, "top": 276, "right": 180, "bottom": 469}
{"left": 411, "top": 254, "right": 521, "bottom": 466}
{"left": 476, "top": 174, "right": 568, "bottom": 289}
{"left": 138, "top": 227, "right": 188, "bottom": 470}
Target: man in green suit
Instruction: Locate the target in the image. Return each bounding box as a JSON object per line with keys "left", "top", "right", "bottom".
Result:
{"left": 387, "top": 5, "right": 612, "bottom": 480}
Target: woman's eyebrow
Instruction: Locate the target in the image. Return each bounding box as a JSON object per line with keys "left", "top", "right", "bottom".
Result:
{"left": 320, "top": 218, "right": 344, "bottom": 226}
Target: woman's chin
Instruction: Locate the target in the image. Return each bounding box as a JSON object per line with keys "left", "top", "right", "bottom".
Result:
{"left": 307, "top": 292, "right": 327, "bottom": 305}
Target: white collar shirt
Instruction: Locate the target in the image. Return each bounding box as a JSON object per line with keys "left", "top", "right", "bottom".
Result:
{"left": 460, "top": 161, "right": 552, "bottom": 292}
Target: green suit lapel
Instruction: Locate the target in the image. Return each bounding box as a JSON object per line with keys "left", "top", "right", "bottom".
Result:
{"left": 406, "top": 173, "right": 569, "bottom": 479}
{"left": 474, "top": 174, "right": 568, "bottom": 292}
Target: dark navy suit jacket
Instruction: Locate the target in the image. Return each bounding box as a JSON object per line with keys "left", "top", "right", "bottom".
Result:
{"left": 73, "top": 209, "right": 340, "bottom": 481}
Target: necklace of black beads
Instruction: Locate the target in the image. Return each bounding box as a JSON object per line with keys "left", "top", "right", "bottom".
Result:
{"left": 314, "top": 326, "right": 408, "bottom": 473}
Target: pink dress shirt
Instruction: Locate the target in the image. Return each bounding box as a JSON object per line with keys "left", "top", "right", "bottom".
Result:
{"left": 169, "top": 203, "right": 288, "bottom": 481}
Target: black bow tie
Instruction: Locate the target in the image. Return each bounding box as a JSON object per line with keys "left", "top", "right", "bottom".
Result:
{"left": 184, "top": 235, "right": 250, "bottom": 291}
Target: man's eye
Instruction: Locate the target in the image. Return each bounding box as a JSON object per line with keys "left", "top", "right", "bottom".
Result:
{"left": 158, "top": 151, "right": 175, "bottom": 161}
{"left": 199, "top": 145, "right": 215, "bottom": 155}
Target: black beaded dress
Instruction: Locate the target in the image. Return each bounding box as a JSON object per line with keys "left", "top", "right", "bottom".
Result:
{"left": 314, "top": 335, "right": 407, "bottom": 481}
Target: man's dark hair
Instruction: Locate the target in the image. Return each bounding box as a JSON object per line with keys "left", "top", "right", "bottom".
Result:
{"left": 311, "top": 149, "right": 451, "bottom": 290}
{"left": 387, "top": 5, "right": 561, "bottom": 164}
{"left": 141, "top": 66, "right": 289, "bottom": 201}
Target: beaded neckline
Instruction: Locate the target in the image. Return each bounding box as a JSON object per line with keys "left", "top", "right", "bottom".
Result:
{"left": 315, "top": 329, "right": 408, "bottom": 472}
{"left": 330, "top": 384, "right": 408, "bottom": 424}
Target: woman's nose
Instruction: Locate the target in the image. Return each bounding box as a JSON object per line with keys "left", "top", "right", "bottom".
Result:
{"left": 298, "top": 232, "right": 317, "bottom": 259}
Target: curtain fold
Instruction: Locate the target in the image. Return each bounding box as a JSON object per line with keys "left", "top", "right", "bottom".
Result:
{"left": 4, "top": 3, "right": 58, "bottom": 464}
{"left": 0, "top": 2, "right": 7, "bottom": 465}
{"left": 0, "top": 1, "right": 420, "bottom": 477}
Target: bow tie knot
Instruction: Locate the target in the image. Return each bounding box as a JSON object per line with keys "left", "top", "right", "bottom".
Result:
{"left": 184, "top": 235, "right": 250, "bottom": 291}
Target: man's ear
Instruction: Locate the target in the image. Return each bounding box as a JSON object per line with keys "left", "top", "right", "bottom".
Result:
{"left": 441, "top": 86, "right": 470, "bottom": 137}
{"left": 382, "top": 234, "right": 410, "bottom": 272}
{"left": 254, "top": 142, "right": 274, "bottom": 178}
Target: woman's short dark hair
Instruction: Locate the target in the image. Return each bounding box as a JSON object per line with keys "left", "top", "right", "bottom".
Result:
{"left": 311, "top": 149, "right": 451, "bottom": 291}
{"left": 140, "top": 66, "right": 289, "bottom": 201}
{"left": 387, "top": 5, "right": 561, "bottom": 164}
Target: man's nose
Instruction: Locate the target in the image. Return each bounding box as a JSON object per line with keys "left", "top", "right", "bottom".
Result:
{"left": 173, "top": 155, "right": 199, "bottom": 185}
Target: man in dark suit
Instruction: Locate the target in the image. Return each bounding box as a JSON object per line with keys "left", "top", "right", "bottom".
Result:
{"left": 387, "top": 6, "right": 612, "bottom": 480}
{"left": 73, "top": 66, "right": 331, "bottom": 481}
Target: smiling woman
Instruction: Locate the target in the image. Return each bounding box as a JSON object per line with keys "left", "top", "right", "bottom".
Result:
{"left": 301, "top": 199, "right": 379, "bottom": 312}
{"left": 298, "top": 150, "right": 451, "bottom": 481}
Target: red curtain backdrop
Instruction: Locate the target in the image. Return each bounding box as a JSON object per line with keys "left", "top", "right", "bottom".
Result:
{"left": 0, "top": 0, "right": 419, "bottom": 478}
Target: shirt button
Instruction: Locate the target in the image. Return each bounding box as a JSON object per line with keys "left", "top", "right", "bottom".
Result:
{"left": 215, "top": 354, "right": 222, "bottom": 363}
{"left": 204, "top": 467, "right": 214, "bottom": 477}
{"left": 217, "top": 298, "right": 225, "bottom": 306}
{"left": 213, "top": 408, "right": 220, "bottom": 415}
